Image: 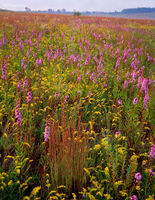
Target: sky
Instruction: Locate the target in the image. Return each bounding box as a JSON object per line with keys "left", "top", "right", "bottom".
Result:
{"left": 0, "top": 0, "right": 155, "bottom": 12}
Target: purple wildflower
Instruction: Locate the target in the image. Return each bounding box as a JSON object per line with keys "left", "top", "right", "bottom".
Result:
{"left": 117, "top": 76, "right": 120, "bottom": 82}
{"left": 115, "top": 131, "right": 120, "bottom": 137}
{"left": 36, "top": 58, "right": 43, "bottom": 66}
{"left": 15, "top": 99, "right": 22, "bottom": 127}
{"left": 124, "top": 80, "right": 128, "bottom": 89}
{"left": 149, "top": 145, "right": 155, "bottom": 159}
{"left": 17, "top": 80, "right": 22, "bottom": 88}
{"left": 21, "top": 59, "right": 25, "bottom": 67}
{"left": 44, "top": 121, "right": 50, "bottom": 142}
{"left": 118, "top": 99, "right": 122, "bottom": 105}
{"left": 141, "top": 78, "right": 148, "bottom": 93}
{"left": 133, "top": 97, "right": 138, "bottom": 105}
{"left": 64, "top": 95, "right": 69, "bottom": 104}
{"left": 86, "top": 70, "right": 90, "bottom": 75}
{"left": 131, "top": 70, "right": 137, "bottom": 83}
{"left": 54, "top": 92, "right": 60, "bottom": 100}
{"left": 1, "top": 64, "right": 7, "bottom": 80}
{"left": 27, "top": 91, "right": 32, "bottom": 104}
{"left": 135, "top": 172, "right": 142, "bottom": 183}
{"left": 144, "top": 92, "right": 149, "bottom": 110}
{"left": 88, "top": 91, "right": 92, "bottom": 97}
{"left": 137, "top": 76, "right": 142, "bottom": 88}
{"left": 22, "top": 79, "right": 28, "bottom": 91}
{"left": 130, "top": 195, "right": 138, "bottom": 200}
{"left": 149, "top": 169, "right": 155, "bottom": 176}
{"left": 77, "top": 77, "right": 81, "bottom": 82}
{"left": 78, "top": 91, "right": 81, "bottom": 95}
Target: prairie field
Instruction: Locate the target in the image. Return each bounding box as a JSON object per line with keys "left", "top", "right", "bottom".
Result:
{"left": 0, "top": 13, "right": 155, "bottom": 200}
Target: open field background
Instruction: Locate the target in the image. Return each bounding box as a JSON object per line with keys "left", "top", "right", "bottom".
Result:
{"left": 0, "top": 13, "right": 155, "bottom": 200}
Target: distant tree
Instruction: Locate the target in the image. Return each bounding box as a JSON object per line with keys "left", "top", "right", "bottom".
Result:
{"left": 73, "top": 11, "right": 81, "bottom": 16}
{"left": 48, "top": 9, "right": 54, "bottom": 13}
{"left": 62, "top": 8, "right": 66, "bottom": 13}
{"left": 57, "top": 9, "right": 61, "bottom": 13}
{"left": 25, "top": 7, "right": 31, "bottom": 12}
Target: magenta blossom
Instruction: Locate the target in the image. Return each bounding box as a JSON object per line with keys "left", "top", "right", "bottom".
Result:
{"left": 130, "top": 195, "right": 138, "bottom": 200}
{"left": 135, "top": 172, "right": 142, "bottom": 183}
{"left": 64, "top": 95, "right": 69, "bottom": 104}
{"left": 149, "top": 169, "right": 155, "bottom": 176}
{"left": 141, "top": 78, "right": 148, "bottom": 93}
{"left": 124, "top": 80, "right": 128, "bottom": 89}
{"left": 118, "top": 99, "right": 122, "bottom": 105}
{"left": 115, "top": 131, "right": 120, "bottom": 137}
{"left": 27, "top": 91, "right": 32, "bottom": 104}
{"left": 149, "top": 145, "right": 155, "bottom": 159}
{"left": 44, "top": 121, "right": 50, "bottom": 142}
{"left": 144, "top": 92, "right": 149, "bottom": 110}
{"left": 15, "top": 99, "right": 22, "bottom": 127}
{"left": 54, "top": 92, "right": 60, "bottom": 100}
{"left": 133, "top": 97, "right": 138, "bottom": 105}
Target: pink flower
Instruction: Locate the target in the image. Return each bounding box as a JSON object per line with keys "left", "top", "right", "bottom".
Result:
{"left": 118, "top": 99, "right": 122, "bottom": 105}
{"left": 130, "top": 195, "right": 138, "bottom": 200}
{"left": 135, "top": 172, "right": 142, "bottom": 182}
{"left": 137, "top": 76, "right": 142, "bottom": 88}
{"left": 144, "top": 92, "right": 149, "bottom": 110}
{"left": 149, "top": 145, "right": 155, "bottom": 159}
{"left": 64, "top": 95, "right": 69, "bottom": 104}
{"left": 27, "top": 91, "right": 32, "bottom": 104}
{"left": 149, "top": 169, "right": 155, "bottom": 176}
{"left": 133, "top": 97, "right": 138, "bottom": 105}
{"left": 141, "top": 78, "right": 148, "bottom": 93}
{"left": 54, "top": 92, "right": 60, "bottom": 99}
{"left": 44, "top": 121, "right": 50, "bottom": 142}
{"left": 15, "top": 99, "right": 22, "bottom": 127}
{"left": 124, "top": 80, "right": 128, "bottom": 89}
{"left": 115, "top": 131, "right": 120, "bottom": 137}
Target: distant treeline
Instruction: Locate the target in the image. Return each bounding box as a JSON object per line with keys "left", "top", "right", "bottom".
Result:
{"left": 0, "top": 8, "right": 13, "bottom": 12}
{"left": 121, "top": 8, "right": 155, "bottom": 14}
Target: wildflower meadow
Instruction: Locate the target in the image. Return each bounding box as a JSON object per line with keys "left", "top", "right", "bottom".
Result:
{"left": 0, "top": 12, "right": 155, "bottom": 200}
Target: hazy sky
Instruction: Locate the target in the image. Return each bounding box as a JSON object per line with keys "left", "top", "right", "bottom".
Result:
{"left": 0, "top": 0, "right": 155, "bottom": 12}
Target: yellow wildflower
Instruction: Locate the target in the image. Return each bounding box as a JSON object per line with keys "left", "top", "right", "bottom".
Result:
{"left": 136, "top": 186, "right": 140, "bottom": 190}
{"left": 94, "top": 144, "right": 101, "bottom": 150}
{"left": 8, "top": 180, "right": 13, "bottom": 186}
{"left": 104, "top": 194, "right": 112, "bottom": 199}
{"left": 146, "top": 195, "right": 154, "bottom": 200}
{"left": 31, "top": 186, "right": 41, "bottom": 196}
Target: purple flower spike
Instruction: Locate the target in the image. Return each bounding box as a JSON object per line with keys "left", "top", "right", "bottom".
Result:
{"left": 133, "top": 97, "right": 138, "bottom": 105}
{"left": 124, "top": 80, "right": 128, "bottom": 89}
{"left": 54, "top": 92, "right": 60, "bottom": 100}
{"left": 149, "top": 169, "right": 155, "bottom": 176}
{"left": 144, "top": 92, "right": 149, "bottom": 110}
{"left": 141, "top": 78, "right": 148, "bottom": 92}
{"left": 64, "top": 95, "right": 69, "bottom": 104}
{"left": 44, "top": 121, "right": 50, "bottom": 142}
{"left": 1, "top": 64, "right": 7, "bottom": 80}
{"left": 149, "top": 145, "right": 155, "bottom": 159}
{"left": 15, "top": 99, "right": 22, "bottom": 127}
{"left": 135, "top": 172, "right": 142, "bottom": 183}
{"left": 118, "top": 99, "right": 122, "bottom": 105}
{"left": 27, "top": 91, "right": 32, "bottom": 104}
{"left": 130, "top": 195, "right": 138, "bottom": 200}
